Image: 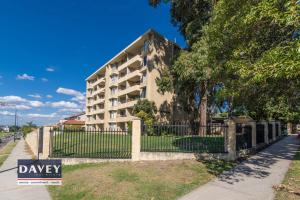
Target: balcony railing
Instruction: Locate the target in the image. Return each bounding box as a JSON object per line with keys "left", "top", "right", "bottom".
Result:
{"left": 118, "top": 54, "right": 142, "bottom": 72}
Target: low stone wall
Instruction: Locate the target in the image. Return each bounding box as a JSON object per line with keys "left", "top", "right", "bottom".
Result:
{"left": 139, "top": 152, "right": 196, "bottom": 161}
{"left": 25, "top": 129, "right": 38, "bottom": 157}
{"left": 57, "top": 158, "right": 131, "bottom": 165}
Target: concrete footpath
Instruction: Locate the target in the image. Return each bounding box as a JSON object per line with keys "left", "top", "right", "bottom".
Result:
{"left": 179, "top": 135, "right": 300, "bottom": 200}
{"left": 0, "top": 139, "right": 51, "bottom": 200}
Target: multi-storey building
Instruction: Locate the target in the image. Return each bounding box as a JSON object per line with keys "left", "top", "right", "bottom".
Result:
{"left": 85, "top": 29, "right": 182, "bottom": 130}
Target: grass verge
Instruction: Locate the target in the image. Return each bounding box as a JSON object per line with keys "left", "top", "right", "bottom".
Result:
{"left": 0, "top": 140, "right": 17, "bottom": 167}
{"left": 48, "top": 159, "right": 236, "bottom": 200}
{"left": 275, "top": 146, "right": 300, "bottom": 200}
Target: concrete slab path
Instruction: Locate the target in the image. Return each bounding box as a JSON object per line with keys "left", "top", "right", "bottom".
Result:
{"left": 179, "top": 135, "right": 300, "bottom": 200}
{"left": 0, "top": 139, "right": 52, "bottom": 200}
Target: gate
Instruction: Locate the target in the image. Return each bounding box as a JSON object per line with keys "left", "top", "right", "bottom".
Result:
{"left": 236, "top": 124, "right": 252, "bottom": 150}
{"left": 50, "top": 128, "right": 132, "bottom": 159}
{"left": 256, "top": 124, "right": 265, "bottom": 144}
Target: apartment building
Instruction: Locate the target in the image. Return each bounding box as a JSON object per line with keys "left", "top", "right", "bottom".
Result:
{"left": 85, "top": 29, "right": 181, "bottom": 130}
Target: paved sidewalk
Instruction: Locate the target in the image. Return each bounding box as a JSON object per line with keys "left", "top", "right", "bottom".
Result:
{"left": 0, "top": 139, "right": 52, "bottom": 200}
{"left": 179, "top": 135, "right": 300, "bottom": 200}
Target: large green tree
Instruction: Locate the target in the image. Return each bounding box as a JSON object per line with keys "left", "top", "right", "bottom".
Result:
{"left": 203, "top": 0, "right": 300, "bottom": 122}
{"left": 149, "top": 0, "right": 213, "bottom": 46}
{"left": 150, "top": 0, "right": 218, "bottom": 134}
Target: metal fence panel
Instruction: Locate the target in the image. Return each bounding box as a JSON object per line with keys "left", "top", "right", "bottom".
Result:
{"left": 256, "top": 124, "right": 265, "bottom": 144}
{"left": 50, "top": 128, "right": 131, "bottom": 159}
{"left": 141, "top": 122, "right": 228, "bottom": 153}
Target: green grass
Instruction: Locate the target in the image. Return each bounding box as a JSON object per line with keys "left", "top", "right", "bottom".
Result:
{"left": 52, "top": 132, "right": 225, "bottom": 158}
{"left": 275, "top": 146, "right": 300, "bottom": 200}
{"left": 52, "top": 132, "right": 132, "bottom": 158}
{"left": 141, "top": 135, "right": 225, "bottom": 153}
{"left": 48, "top": 159, "right": 235, "bottom": 200}
{"left": 0, "top": 132, "right": 13, "bottom": 139}
{"left": 0, "top": 140, "right": 17, "bottom": 167}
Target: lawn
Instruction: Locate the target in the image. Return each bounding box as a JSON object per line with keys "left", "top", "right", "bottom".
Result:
{"left": 0, "top": 140, "right": 17, "bottom": 167}
{"left": 0, "top": 132, "right": 13, "bottom": 139}
{"left": 48, "top": 159, "right": 236, "bottom": 200}
{"left": 52, "top": 132, "right": 132, "bottom": 158}
{"left": 52, "top": 131, "right": 225, "bottom": 159}
{"left": 275, "top": 146, "right": 300, "bottom": 200}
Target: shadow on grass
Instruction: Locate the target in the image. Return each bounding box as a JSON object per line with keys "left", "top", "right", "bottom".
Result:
{"left": 201, "top": 159, "right": 238, "bottom": 176}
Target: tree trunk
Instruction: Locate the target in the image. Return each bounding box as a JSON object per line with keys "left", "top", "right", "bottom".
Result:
{"left": 199, "top": 81, "right": 208, "bottom": 136}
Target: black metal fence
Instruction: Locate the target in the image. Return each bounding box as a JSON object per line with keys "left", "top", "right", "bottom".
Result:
{"left": 236, "top": 124, "right": 252, "bottom": 150}
{"left": 141, "top": 122, "right": 228, "bottom": 153}
{"left": 256, "top": 124, "right": 265, "bottom": 144}
{"left": 268, "top": 123, "right": 273, "bottom": 141}
{"left": 50, "top": 128, "right": 131, "bottom": 159}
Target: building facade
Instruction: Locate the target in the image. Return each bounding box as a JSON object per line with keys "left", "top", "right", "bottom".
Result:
{"left": 85, "top": 29, "right": 183, "bottom": 130}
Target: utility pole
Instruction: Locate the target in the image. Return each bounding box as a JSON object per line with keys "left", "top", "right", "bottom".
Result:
{"left": 14, "top": 108, "right": 17, "bottom": 142}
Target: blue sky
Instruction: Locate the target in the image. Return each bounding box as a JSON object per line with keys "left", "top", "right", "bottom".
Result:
{"left": 0, "top": 0, "right": 185, "bottom": 126}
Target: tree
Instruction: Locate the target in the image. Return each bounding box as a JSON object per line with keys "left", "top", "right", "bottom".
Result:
{"left": 21, "top": 121, "right": 37, "bottom": 138}
{"left": 133, "top": 100, "right": 157, "bottom": 134}
{"left": 150, "top": 0, "right": 219, "bottom": 135}
{"left": 201, "top": 0, "right": 300, "bottom": 122}
{"left": 148, "top": 0, "right": 213, "bottom": 46}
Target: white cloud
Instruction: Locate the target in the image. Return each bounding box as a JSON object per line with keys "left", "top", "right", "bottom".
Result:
{"left": 58, "top": 108, "right": 83, "bottom": 113}
{"left": 51, "top": 101, "right": 79, "bottom": 109}
{"left": 0, "top": 96, "right": 43, "bottom": 109}
{"left": 0, "top": 111, "right": 14, "bottom": 116}
{"left": 15, "top": 105, "right": 32, "bottom": 110}
{"left": 27, "top": 113, "right": 57, "bottom": 118}
{"left": 0, "top": 95, "right": 27, "bottom": 103}
{"left": 57, "top": 87, "right": 82, "bottom": 96}
{"left": 16, "top": 73, "right": 35, "bottom": 81}
{"left": 28, "top": 94, "right": 41, "bottom": 98}
{"left": 41, "top": 78, "right": 48, "bottom": 82}
{"left": 46, "top": 67, "right": 55, "bottom": 72}
{"left": 46, "top": 95, "right": 53, "bottom": 98}
{"left": 56, "top": 87, "right": 85, "bottom": 106}
{"left": 29, "top": 101, "right": 44, "bottom": 107}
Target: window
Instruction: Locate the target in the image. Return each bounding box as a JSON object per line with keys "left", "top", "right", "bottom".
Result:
{"left": 141, "top": 72, "right": 147, "bottom": 83}
{"left": 109, "top": 123, "right": 117, "bottom": 130}
{"left": 140, "top": 88, "right": 146, "bottom": 98}
{"left": 110, "top": 98, "right": 118, "bottom": 107}
{"left": 111, "top": 63, "right": 118, "bottom": 71}
{"left": 144, "top": 40, "right": 150, "bottom": 54}
{"left": 111, "top": 87, "right": 117, "bottom": 95}
{"left": 111, "top": 75, "right": 118, "bottom": 83}
{"left": 143, "top": 55, "right": 147, "bottom": 66}
{"left": 109, "top": 111, "right": 117, "bottom": 119}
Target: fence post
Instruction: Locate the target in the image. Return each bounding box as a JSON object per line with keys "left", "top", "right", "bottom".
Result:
{"left": 271, "top": 120, "right": 276, "bottom": 141}
{"left": 249, "top": 121, "right": 256, "bottom": 148}
{"left": 227, "top": 119, "right": 236, "bottom": 160}
{"left": 278, "top": 121, "right": 282, "bottom": 137}
{"left": 42, "top": 126, "right": 51, "bottom": 159}
{"left": 260, "top": 120, "right": 269, "bottom": 144}
{"left": 131, "top": 118, "right": 141, "bottom": 161}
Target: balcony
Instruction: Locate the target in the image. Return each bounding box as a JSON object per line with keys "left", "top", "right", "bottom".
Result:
{"left": 92, "top": 77, "right": 105, "bottom": 87}
{"left": 118, "top": 70, "right": 141, "bottom": 84}
{"left": 86, "top": 118, "right": 104, "bottom": 124}
{"left": 118, "top": 99, "right": 138, "bottom": 110}
{"left": 94, "top": 109, "right": 105, "bottom": 114}
{"left": 93, "top": 87, "right": 105, "bottom": 96}
{"left": 94, "top": 98, "right": 105, "bottom": 105}
{"left": 117, "top": 115, "right": 133, "bottom": 122}
{"left": 118, "top": 55, "right": 142, "bottom": 72}
{"left": 118, "top": 85, "right": 140, "bottom": 97}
